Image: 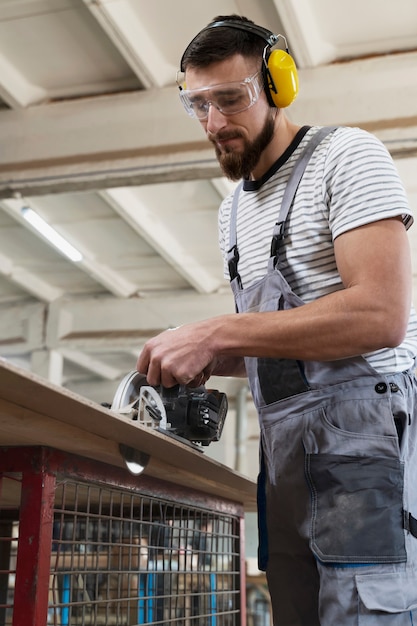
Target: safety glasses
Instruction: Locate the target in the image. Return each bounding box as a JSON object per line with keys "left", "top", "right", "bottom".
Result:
{"left": 179, "top": 72, "right": 264, "bottom": 120}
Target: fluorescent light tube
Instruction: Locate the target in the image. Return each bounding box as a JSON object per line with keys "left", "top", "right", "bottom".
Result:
{"left": 21, "top": 207, "right": 83, "bottom": 263}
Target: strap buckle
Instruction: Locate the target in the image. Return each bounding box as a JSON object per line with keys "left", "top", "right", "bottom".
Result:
{"left": 270, "top": 221, "right": 285, "bottom": 258}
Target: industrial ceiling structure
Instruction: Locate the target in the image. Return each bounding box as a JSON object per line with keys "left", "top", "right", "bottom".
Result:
{"left": 0, "top": 0, "right": 416, "bottom": 470}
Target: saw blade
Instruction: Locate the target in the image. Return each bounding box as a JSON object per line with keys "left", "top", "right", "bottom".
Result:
{"left": 111, "top": 370, "right": 146, "bottom": 414}
{"left": 111, "top": 370, "right": 167, "bottom": 427}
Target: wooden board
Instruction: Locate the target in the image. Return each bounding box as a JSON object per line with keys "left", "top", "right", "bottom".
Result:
{"left": 0, "top": 359, "right": 256, "bottom": 510}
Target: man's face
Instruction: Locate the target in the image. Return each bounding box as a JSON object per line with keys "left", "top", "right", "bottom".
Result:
{"left": 184, "top": 55, "right": 276, "bottom": 180}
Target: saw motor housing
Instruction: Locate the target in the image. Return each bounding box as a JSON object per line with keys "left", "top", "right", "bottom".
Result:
{"left": 156, "top": 384, "right": 227, "bottom": 445}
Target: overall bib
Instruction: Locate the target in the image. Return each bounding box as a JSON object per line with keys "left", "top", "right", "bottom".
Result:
{"left": 227, "top": 128, "right": 417, "bottom": 625}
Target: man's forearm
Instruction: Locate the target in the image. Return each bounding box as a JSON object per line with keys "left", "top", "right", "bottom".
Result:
{"left": 212, "top": 356, "right": 247, "bottom": 378}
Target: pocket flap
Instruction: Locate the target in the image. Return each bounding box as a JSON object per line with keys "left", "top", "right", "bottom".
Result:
{"left": 356, "top": 571, "right": 417, "bottom": 612}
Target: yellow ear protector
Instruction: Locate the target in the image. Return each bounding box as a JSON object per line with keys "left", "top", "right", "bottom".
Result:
{"left": 179, "top": 19, "right": 299, "bottom": 108}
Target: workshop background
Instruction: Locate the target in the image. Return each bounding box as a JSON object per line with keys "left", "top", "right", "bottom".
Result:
{"left": 0, "top": 0, "right": 416, "bottom": 482}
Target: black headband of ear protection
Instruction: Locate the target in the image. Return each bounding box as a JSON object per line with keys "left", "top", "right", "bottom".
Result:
{"left": 179, "top": 19, "right": 280, "bottom": 72}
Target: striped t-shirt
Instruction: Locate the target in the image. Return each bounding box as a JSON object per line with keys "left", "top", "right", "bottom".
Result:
{"left": 218, "top": 125, "right": 417, "bottom": 373}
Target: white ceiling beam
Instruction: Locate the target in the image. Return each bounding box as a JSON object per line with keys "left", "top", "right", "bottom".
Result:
{"left": 0, "top": 52, "right": 46, "bottom": 109}
{"left": 274, "top": 0, "right": 417, "bottom": 68}
{"left": 0, "top": 247, "right": 63, "bottom": 303}
{"left": 0, "top": 87, "right": 204, "bottom": 167}
{"left": 1, "top": 262, "right": 63, "bottom": 302}
{"left": 0, "top": 301, "right": 45, "bottom": 354}
{"left": 73, "top": 256, "right": 138, "bottom": 298}
{"left": 289, "top": 52, "right": 417, "bottom": 131}
{"left": 0, "top": 87, "right": 216, "bottom": 197}
{"left": 82, "top": 0, "right": 175, "bottom": 88}
{"left": 58, "top": 348, "right": 123, "bottom": 380}
{"left": 0, "top": 144, "right": 219, "bottom": 198}
{"left": 0, "top": 198, "right": 139, "bottom": 298}
{"left": 0, "top": 292, "right": 237, "bottom": 355}
{"left": 0, "top": 51, "right": 416, "bottom": 197}
{"left": 77, "top": 260, "right": 138, "bottom": 298}
{"left": 272, "top": 0, "right": 336, "bottom": 67}
{"left": 31, "top": 349, "right": 64, "bottom": 386}
{"left": 45, "top": 292, "right": 235, "bottom": 350}
{"left": 101, "top": 188, "right": 222, "bottom": 294}
{"left": 60, "top": 377, "right": 127, "bottom": 406}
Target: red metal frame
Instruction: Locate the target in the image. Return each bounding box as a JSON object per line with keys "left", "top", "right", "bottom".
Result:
{"left": 0, "top": 446, "right": 247, "bottom": 625}
{"left": 240, "top": 515, "right": 247, "bottom": 624}
{"left": 0, "top": 446, "right": 243, "bottom": 517}
{"left": 13, "top": 464, "right": 55, "bottom": 626}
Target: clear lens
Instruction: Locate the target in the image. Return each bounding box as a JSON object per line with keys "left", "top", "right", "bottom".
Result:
{"left": 179, "top": 72, "right": 263, "bottom": 120}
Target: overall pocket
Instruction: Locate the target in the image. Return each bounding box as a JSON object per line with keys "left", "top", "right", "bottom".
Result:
{"left": 356, "top": 571, "right": 417, "bottom": 624}
{"left": 303, "top": 395, "right": 405, "bottom": 564}
{"left": 257, "top": 356, "right": 309, "bottom": 404}
{"left": 305, "top": 452, "right": 406, "bottom": 563}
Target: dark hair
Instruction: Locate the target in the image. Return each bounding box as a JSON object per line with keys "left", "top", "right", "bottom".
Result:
{"left": 180, "top": 14, "right": 267, "bottom": 71}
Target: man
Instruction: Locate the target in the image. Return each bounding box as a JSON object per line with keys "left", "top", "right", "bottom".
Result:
{"left": 137, "top": 14, "right": 417, "bottom": 625}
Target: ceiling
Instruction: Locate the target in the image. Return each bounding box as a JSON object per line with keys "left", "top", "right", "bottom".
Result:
{"left": 0, "top": 0, "right": 416, "bottom": 411}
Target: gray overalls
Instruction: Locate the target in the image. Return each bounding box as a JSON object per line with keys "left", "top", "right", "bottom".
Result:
{"left": 228, "top": 128, "right": 417, "bottom": 625}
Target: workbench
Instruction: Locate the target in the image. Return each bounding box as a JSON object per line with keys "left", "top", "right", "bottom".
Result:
{"left": 0, "top": 359, "right": 256, "bottom": 626}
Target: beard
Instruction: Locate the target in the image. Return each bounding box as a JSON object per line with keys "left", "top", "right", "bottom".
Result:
{"left": 209, "top": 111, "right": 276, "bottom": 181}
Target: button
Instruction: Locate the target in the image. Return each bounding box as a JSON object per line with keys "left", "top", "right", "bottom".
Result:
{"left": 389, "top": 382, "right": 399, "bottom": 393}
{"left": 375, "top": 382, "right": 388, "bottom": 394}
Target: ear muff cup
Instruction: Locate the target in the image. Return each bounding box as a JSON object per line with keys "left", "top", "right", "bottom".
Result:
{"left": 263, "top": 48, "right": 299, "bottom": 108}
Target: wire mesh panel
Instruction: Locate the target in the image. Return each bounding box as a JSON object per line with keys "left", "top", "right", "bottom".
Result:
{"left": 49, "top": 480, "right": 241, "bottom": 625}
{"left": 0, "top": 447, "right": 245, "bottom": 626}
{"left": 0, "top": 520, "right": 18, "bottom": 625}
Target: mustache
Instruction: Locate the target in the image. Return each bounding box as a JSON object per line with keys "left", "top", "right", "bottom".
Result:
{"left": 207, "top": 130, "right": 244, "bottom": 143}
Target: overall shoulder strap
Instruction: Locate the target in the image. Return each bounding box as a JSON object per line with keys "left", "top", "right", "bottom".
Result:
{"left": 270, "top": 126, "right": 337, "bottom": 259}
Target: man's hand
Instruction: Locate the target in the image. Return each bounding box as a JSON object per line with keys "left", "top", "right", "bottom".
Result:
{"left": 136, "top": 318, "right": 247, "bottom": 387}
{"left": 136, "top": 322, "right": 217, "bottom": 388}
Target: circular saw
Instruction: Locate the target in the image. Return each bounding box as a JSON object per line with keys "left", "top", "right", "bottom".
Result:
{"left": 111, "top": 370, "right": 228, "bottom": 448}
